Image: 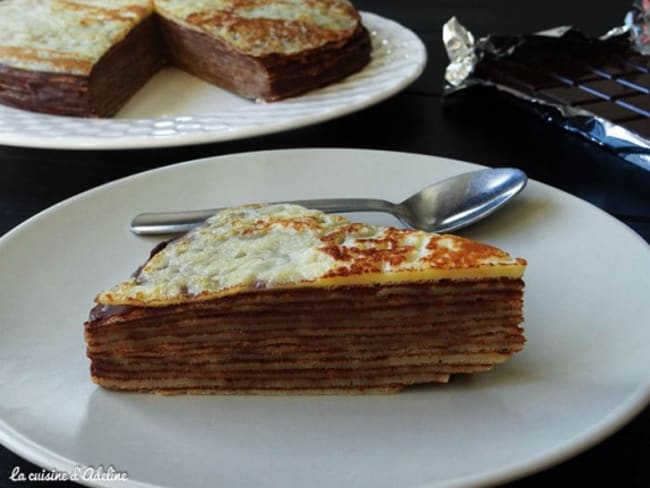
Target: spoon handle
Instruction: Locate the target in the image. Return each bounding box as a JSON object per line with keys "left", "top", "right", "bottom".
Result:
{"left": 130, "top": 198, "right": 395, "bottom": 235}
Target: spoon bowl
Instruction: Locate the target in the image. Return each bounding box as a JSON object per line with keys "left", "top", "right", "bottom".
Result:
{"left": 396, "top": 168, "right": 527, "bottom": 232}
{"left": 130, "top": 167, "right": 527, "bottom": 235}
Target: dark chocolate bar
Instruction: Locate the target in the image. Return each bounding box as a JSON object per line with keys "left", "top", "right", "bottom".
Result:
{"left": 474, "top": 34, "right": 650, "bottom": 131}
{"left": 443, "top": 19, "right": 650, "bottom": 171}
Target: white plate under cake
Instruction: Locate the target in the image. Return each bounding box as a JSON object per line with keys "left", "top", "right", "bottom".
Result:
{"left": 0, "top": 12, "right": 425, "bottom": 149}
{"left": 1, "top": 150, "right": 650, "bottom": 487}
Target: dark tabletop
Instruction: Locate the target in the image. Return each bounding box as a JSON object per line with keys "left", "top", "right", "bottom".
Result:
{"left": 1, "top": 1, "right": 649, "bottom": 487}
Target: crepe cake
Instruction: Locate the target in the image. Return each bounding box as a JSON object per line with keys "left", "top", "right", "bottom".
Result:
{"left": 154, "top": 0, "right": 372, "bottom": 102}
{"left": 84, "top": 204, "right": 527, "bottom": 394}
{"left": 0, "top": 0, "right": 371, "bottom": 117}
{"left": 0, "top": 0, "right": 163, "bottom": 117}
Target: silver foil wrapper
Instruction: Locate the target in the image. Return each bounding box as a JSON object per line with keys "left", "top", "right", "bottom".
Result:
{"left": 626, "top": 0, "right": 650, "bottom": 53}
{"left": 442, "top": 15, "right": 650, "bottom": 172}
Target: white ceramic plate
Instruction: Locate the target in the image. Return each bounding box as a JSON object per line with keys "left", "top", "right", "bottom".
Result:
{"left": 1, "top": 149, "right": 649, "bottom": 488}
{"left": 0, "top": 13, "right": 425, "bottom": 150}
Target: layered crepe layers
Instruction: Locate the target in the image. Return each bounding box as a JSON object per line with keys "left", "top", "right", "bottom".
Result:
{"left": 155, "top": 0, "right": 371, "bottom": 101}
{"left": 0, "top": 0, "right": 161, "bottom": 117}
{"left": 0, "top": 0, "right": 370, "bottom": 116}
{"left": 85, "top": 204, "right": 526, "bottom": 394}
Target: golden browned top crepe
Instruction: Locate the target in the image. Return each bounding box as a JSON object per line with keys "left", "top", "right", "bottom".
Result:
{"left": 97, "top": 204, "right": 526, "bottom": 307}
{"left": 153, "top": 0, "right": 363, "bottom": 56}
{"left": 0, "top": 0, "right": 153, "bottom": 75}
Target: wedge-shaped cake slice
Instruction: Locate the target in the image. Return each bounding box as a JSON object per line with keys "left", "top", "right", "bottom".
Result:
{"left": 0, "top": 0, "right": 163, "bottom": 117}
{"left": 153, "top": 0, "right": 372, "bottom": 101}
{"left": 85, "top": 204, "right": 526, "bottom": 394}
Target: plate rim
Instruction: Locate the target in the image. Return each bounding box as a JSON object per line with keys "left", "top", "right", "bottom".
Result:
{"left": 1, "top": 148, "right": 649, "bottom": 488}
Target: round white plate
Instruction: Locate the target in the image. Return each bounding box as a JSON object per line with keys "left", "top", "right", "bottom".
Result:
{"left": 0, "top": 13, "right": 425, "bottom": 150}
{"left": 1, "top": 149, "right": 649, "bottom": 488}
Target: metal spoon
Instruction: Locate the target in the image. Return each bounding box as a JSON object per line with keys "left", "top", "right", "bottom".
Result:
{"left": 130, "top": 167, "right": 527, "bottom": 236}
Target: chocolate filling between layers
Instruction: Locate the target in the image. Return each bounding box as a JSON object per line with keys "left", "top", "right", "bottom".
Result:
{"left": 157, "top": 18, "right": 371, "bottom": 101}
{"left": 85, "top": 278, "right": 525, "bottom": 394}
{"left": 87, "top": 278, "right": 524, "bottom": 323}
{"left": 89, "top": 15, "right": 165, "bottom": 117}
